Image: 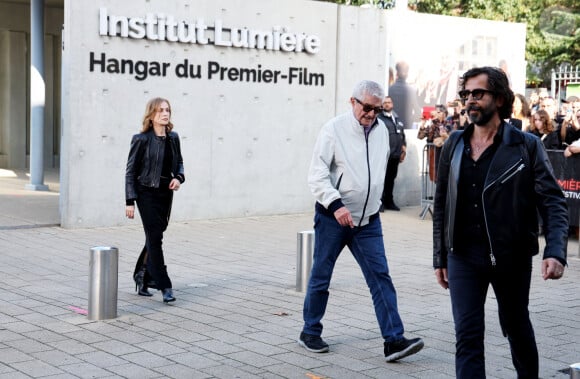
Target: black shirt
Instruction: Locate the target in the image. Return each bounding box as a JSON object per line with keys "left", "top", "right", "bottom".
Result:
{"left": 160, "top": 136, "right": 172, "bottom": 188}
{"left": 453, "top": 125, "right": 503, "bottom": 265}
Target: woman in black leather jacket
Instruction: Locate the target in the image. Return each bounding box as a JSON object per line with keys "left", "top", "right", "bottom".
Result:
{"left": 125, "top": 97, "right": 185, "bottom": 303}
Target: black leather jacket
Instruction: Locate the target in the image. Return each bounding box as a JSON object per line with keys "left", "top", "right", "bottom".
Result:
{"left": 125, "top": 130, "right": 185, "bottom": 203}
{"left": 433, "top": 122, "right": 568, "bottom": 268}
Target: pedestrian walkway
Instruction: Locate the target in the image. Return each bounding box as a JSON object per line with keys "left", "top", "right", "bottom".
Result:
{"left": 0, "top": 168, "right": 59, "bottom": 229}
{"left": 0, "top": 170, "right": 578, "bottom": 378}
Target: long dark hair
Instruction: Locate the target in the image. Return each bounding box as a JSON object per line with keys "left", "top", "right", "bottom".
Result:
{"left": 460, "top": 66, "right": 514, "bottom": 120}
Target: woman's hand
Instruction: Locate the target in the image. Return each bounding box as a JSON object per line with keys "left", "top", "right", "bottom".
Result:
{"left": 126, "top": 205, "right": 135, "bottom": 219}
{"left": 434, "top": 268, "right": 449, "bottom": 289}
{"left": 169, "top": 178, "right": 181, "bottom": 191}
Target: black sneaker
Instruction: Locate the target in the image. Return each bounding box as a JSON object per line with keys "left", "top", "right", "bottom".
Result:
{"left": 384, "top": 337, "right": 424, "bottom": 362}
{"left": 298, "top": 332, "right": 329, "bottom": 353}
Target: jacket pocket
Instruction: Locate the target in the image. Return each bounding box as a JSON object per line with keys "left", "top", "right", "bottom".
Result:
{"left": 498, "top": 159, "right": 525, "bottom": 185}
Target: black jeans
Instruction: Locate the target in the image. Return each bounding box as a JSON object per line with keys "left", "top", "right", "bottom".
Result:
{"left": 136, "top": 185, "right": 173, "bottom": 290}
{"left": 448, "top": 253, "right": 538, "bottom": 379}
{"left": 381, "top": 158, "right": 400, "bottom": 206}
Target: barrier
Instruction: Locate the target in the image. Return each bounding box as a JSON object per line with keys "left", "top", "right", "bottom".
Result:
{"left": 420, "top": 143, "right": 438, "bottom": 219}
{"left": 419, "top": 148, "right": 579, "bottom": 225}
{"left": 547, "top": 150, "right": 580, "bottom": 227}
{"left": 296, "top": 231, "right": 314, "bottom": 292}
{"left": 88, "top": 246, "right": 118, "bottom": 320}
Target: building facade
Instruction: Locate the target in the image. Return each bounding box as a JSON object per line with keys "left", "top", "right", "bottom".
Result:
{"left": 0, "top": 0, "right": 525, "bottom": 228}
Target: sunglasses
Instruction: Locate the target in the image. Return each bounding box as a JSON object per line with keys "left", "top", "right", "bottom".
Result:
{"left": 354, "top": 98, "right": 383, "bottom": 114}
{"left": 458, "top": 89, "right": 495, "bottom": 104}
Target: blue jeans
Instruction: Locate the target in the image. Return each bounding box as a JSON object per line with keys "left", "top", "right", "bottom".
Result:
{"left": 448, "top": 253, "right": 538, "bottom": 379}
{"left": 302, "top": 211, "right": 405, "bottom": 342}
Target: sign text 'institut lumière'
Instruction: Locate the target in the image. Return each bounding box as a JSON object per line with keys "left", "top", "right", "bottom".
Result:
{"left": 89, "top": 8, "right": 325, "bottom": 85}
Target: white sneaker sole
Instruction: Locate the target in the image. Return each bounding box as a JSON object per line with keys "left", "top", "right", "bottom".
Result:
{"left": 385, "top": 339, "right": 424, "bottom": 362}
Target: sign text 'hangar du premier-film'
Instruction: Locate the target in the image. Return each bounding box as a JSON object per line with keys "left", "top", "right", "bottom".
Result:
{"left": 89, "top": 8, "right": 325, "bottom": 86}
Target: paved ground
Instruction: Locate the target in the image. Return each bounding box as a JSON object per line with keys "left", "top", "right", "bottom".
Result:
{"left": 0, "top": 169, "right": 579, "bottom": 378}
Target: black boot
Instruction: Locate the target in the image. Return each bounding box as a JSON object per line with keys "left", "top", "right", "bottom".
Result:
{"left": 134, "top": 269, "right": 153, "bottom": 297}
{"left": 162, "top": 288, "right": 176, "bottom": 303}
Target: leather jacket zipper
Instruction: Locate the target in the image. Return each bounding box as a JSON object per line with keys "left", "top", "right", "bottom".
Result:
{"left": 481, "top": 159, "right": 525, "bottom": 266}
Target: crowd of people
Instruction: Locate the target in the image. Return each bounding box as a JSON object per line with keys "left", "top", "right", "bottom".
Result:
{"left": 415, "top": 88, "right": 580, "bottom": 156}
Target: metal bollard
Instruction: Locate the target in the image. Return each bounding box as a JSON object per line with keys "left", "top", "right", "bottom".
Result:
{"left": 88, "top": 246, "right": 118, "bottom": 320}
{"left": 571, "top": 363, "right": 580, "bottom": 379}
{"left": 296, "top": 231, "right": 314, "bottom": 292}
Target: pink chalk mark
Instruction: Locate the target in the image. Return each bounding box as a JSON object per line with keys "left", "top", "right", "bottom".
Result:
{"left": 68, "top": 306, "right": 88, "bottom": 315}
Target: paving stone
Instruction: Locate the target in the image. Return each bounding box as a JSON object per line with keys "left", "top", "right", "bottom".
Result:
{"left": 0, "top": 363, "right": 15, "bottom": 374}
{"left": 47, "top": 339, "right": 97, "bottom": 355}
{"left": 201, "top": 363, "right": 263, "bottom": 379}
{"left": 225, "top": 350, "right": 281, "bottom": 368}
{"left": 191, "top": 339, "right": 244, "bottom": 355}
{"left": 75, "top": 350, "right": 127, "bottom": 367}
{"left": 30, "top": 349, "right": 82, "bottom": 366}
{"left": 89, "top": 340, "right": 141, "bottom": 356}
{"left": 0, "top": 372, "right": 31, "bottom": 379}
{"left": 153, "top": 364, "right": 212, "bottom": 379}
{"left": 170, "top": 352, "right": 221, "bottom": 369}
{"left": 60, "top": 362, "right": 117, "bottom": 379}
{"left": 0, "top": 348, "right": 34, "bottom": 364}
{"left": 0, "top": 199, "right": 579, "bottom": 379}
{"left": 10, "top": 359, "right": 64, "bottom": 377}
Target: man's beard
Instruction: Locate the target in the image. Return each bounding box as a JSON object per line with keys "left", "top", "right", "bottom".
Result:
{"left": 467, "top": 105, "right": 495, "bottom": 126}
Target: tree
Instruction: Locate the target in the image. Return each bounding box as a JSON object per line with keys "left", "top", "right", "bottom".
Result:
{"left": 316, "top": 0, "right": 579, "bottom": 87}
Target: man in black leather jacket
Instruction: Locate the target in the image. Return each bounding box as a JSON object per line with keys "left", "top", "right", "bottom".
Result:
{"left": 433, "top": 67, "right": 568, "bottom": 379}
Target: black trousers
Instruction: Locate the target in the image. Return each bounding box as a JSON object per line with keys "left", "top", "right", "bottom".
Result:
{"left": 381, "top": 158, "right": 400, "bottom": 207}
{"left": 134, "top": 185, "right": 173, "bottom": 290}
{"left": 448, "top": 253, "right": 538, "bottom": 379}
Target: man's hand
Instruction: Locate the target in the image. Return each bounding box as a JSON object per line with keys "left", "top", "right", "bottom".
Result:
{"left": 434, "top": 268, "right": 449, "bottom": 289}
{"left": 125, "top": 205, "right": 135, "bottom": 219}
{"left": 541, "top": 257, "right": 565, "bottom": 280}
{"left": 400, "top": 149, "right": 406, "bottom": 163}
{"left": 334, "top": 206, "right": 354, "bottom": 228}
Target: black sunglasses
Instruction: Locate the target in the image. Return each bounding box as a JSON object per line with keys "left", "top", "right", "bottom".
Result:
{"left": 458, "top": 89, "right": 494, "bottom": 104}
{"left": 354, "top": 98, "right": 383, "bottom": 114}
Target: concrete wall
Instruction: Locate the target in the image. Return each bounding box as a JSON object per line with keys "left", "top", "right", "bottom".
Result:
{"left": 61, "top": 0, "right": 358, "bottom": 227}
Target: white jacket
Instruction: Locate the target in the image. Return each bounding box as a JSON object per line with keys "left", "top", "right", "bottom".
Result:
{"left": 308, "top": 111, "right": 390, "bottom": 226}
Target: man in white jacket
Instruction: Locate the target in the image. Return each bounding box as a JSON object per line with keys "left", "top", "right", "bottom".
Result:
{"left": 299, "top": 80, "right": 424, "bottom": 362}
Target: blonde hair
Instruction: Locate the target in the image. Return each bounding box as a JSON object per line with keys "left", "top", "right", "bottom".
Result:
{"left": 141, "top": 97, "right": 173, "bottom": 133}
